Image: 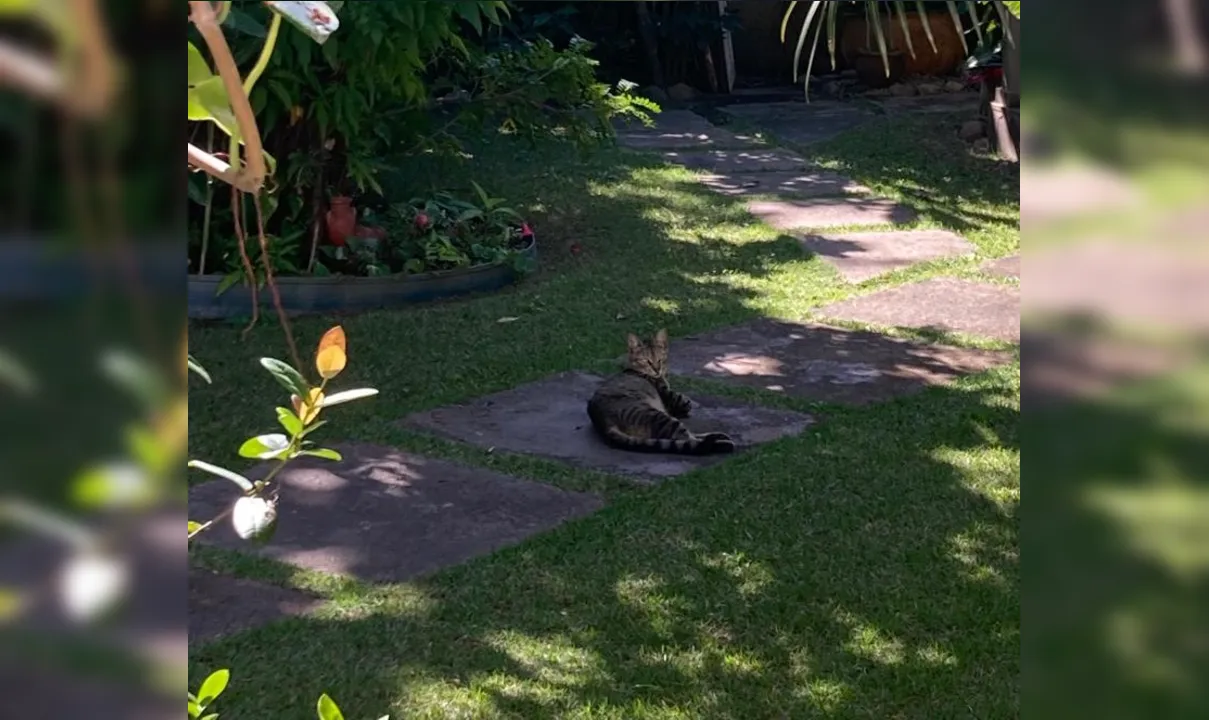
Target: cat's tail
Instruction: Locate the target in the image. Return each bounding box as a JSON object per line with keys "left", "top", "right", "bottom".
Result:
{"left": 599, "top": 426, "right": 737, "bottom": 456}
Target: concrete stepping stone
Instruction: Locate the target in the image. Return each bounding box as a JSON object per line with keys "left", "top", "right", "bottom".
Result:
{"left": 1022, "top": 163, "right": 1140, "bottom": 227}
{"left": 1025, "top": 241, "right": 1209, "bottom": 333}
{"left": 719, "top": 101, "right": 874, "bottom": 146}
{"left": 747, "top": 197, "right": 916, "bottom": 230}
{"left": 617, "top": 126, "right": 766, "bottom": 151}
{"left": 799, "top": 229, "right": 974, "bottom": 282}
{"left": 403, "top": 371, "right": 815, "bottom": 482}
{"left": 699, "top": 169, "right": 869, "bottom": 199}
{"left": 661, "top": 148, "right": 812, "bottom": 173}
{"left": 667, "top": 319, "right": 1012, "bottom": 405}
{"left": 188, "top": 444, "right": 603, "bottom": 582}
{"left": 614, "top": 109, "right": 716, "bottom": 135}
{"left": 818, "top": 277, "right": 1020, "bottom": 342}
{"left": 190, "top": 568, "right": 324, "bottom": 644}
{"left": 981, "top": 255, "right": 1020, "bottom": 278}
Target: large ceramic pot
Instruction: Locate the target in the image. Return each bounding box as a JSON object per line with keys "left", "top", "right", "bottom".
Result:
{"left": 854, "top": 49, "right": 906, "bottom": 88}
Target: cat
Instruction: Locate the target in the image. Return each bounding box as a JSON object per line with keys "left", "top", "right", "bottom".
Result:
{"left": 587, "top": 329, "right": 736, "bottom": 455}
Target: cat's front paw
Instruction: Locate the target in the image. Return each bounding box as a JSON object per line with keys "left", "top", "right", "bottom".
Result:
{"left": 669, "top": 395, "right": 694, "bottom": 418}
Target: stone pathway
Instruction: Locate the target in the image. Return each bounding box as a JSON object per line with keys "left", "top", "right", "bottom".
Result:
{"left": 403, "top": 371, "right": 815, "bottom": 482}
{"left": 191, "top": 99, "right": 1020, "bottom": 642}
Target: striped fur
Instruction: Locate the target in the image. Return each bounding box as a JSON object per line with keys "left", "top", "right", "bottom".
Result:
{"left": 587, "top": 329, "right": 736, "bottom": 456}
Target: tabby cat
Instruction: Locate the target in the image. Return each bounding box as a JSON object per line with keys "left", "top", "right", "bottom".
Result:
{"left": 587, "top": 329, "right": 736, "bottom": 455}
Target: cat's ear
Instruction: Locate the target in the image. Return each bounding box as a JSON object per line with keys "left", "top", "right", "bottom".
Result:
{"left": 626, "top": 333, "right": 644, "bottom": 354}
{"left": 652, "top": 328, "right": 669, "bottom": 349}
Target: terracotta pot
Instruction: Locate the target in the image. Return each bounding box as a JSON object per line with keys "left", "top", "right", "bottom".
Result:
{"left": 840, "top": 11, "right": 965, "bottom": 76}
{"left": 325, "top": 196, "right": 356, "bottom": 247}
{"left": 854, "top": 49, "right": 906, "bottom": 88}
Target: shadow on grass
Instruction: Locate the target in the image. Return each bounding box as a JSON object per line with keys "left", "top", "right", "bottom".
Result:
{"left": 188, "top": 128, "right": 1022, "bottom": 717}
{"left": 191, "top": 371, "right": 1019, "bottom": 719}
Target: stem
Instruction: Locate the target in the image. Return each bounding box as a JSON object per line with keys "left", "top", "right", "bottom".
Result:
{"left": 189, "top": 0, "right": 266, "bottom": 192}
{"left": 253, "top": 191, "right": 303, "bottom": 370}
{"left": 231, "top": 185, "right": 261, "bottom": 336}
{"left": 227, "top": 12, "right": 283, "bottom": 185}
{"left": 198, "top": 124, "right": 215, "bottom": 276}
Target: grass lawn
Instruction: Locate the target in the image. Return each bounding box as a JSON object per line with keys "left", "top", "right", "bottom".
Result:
{"left": 188, "top": 110, "right": 1020, "bottom": 719}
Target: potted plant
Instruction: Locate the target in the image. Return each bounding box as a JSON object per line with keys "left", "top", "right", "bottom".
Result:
{"left": 852, "top": 3, "right": 905, "bottom": 89}
{"left": 782, "top": 1, "right": 1012, "bottom": 102}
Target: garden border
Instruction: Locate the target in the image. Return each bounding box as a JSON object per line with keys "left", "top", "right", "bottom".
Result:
{"left": 187, "top": 236, "right": 537, "bottom": 319}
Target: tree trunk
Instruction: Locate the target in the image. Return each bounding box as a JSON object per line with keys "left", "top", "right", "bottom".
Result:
{"left": 634, "top": 1, "right": 666, "bottom": 88}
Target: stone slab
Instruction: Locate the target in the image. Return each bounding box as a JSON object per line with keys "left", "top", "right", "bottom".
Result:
{"left": 719, "top": 101, "right": 875, "bottom": 146}
{"left": 667, "top": 319, "right": 1012, "bottom": 405}
{"left": 747, "top": 198, "right": 916, "bottom": 230}
{"left": 661, "top": 148, "right": 812, "bottom": 173}
{"left": 699, "top": 169, "right": 870, "bottom": 198}
{"left": 617, "top": 127, "right": 766, "bottom": 151}
{"left": 402, "top": 371, "right": 816, "bottom": 481}
{"left": 981, "top": 255, "right": 1020, "bottom": 278}
{"left": 190, "top": 568, "right": 324, "bottom": 644}
{"left": 799, "top": 229, "right": 975, "bottom": 282}
{"left": 188, "top": 444, "right": 604, "bottom": 582}
{"left": 613, "top": 109, "right": 716, "bottom": 135}
{"left": 818, "top": 278, "right": 1020, "bottom": 342}
{"left": 1022, "top": 163, "right": 1140, "bottom": 227}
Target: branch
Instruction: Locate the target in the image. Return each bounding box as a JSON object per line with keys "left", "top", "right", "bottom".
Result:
{"left": 188, "top": 143, "right": 262, "bottom": 194}
{"left": 188, "top": 0, "right": 267, "bottom": 193}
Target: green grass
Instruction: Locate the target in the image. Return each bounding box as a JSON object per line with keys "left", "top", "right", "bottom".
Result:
{"left": 188, "top": 110, "right": 1019, "bottom": 718}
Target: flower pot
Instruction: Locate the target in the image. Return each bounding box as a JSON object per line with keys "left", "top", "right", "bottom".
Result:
{"left": 854, "top": 49, "right": 906, "bottom": 89}
{"left": 989, "top": 87, "right": 1020, "bottom": 162}
{"left": 325, "top": 196, "right": 356, "bottom": 247}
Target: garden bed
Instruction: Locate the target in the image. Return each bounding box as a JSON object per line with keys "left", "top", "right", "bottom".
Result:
{"left": 187, "top": 235, "right": 537, "bottom": 319}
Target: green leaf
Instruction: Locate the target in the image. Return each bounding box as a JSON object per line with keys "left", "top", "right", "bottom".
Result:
{"left": 298, "top": 448, "right": 342, "bottom": 462}
{"left": 238, "top": 433, "right": 291, "bottom": 460}
{"left": 101, "top": 349, "right": 166, "bottom": 411}
{"left": 188, "top": 460, "right": 254, "bottom": 491}
{"left": 300, "top": 419, "right": 328, "bottom": 438}
{"left": 276, "top": 406, "right": 304, "bottom": 436}
{"left": 198, "top": 669, "right": 230, "bottom": 706}
{"left": 188, "top": 42, "right": 213, "bottom": 85}
{"left": 188, "top": 76, "right": 239, "bottom": 139}
{"left": 225, "top": 8, "right": 267, "bottom": 37}
{"left": 317, "top": 693, "right": 345, "bottom": 720}
{"left": 188, "top": 520, "right": 203, "bottom": 535}
{"left": 188, "top": 696, "right": 200, "bottom": 719}
{"left": 72, "top": 463, "right": 152, "bottom": 509}
{"left": 455, "top": 1, "right": 483, "bottom": 34}
{"left": 260, "top": 357, "right": 310, "bottom": 397}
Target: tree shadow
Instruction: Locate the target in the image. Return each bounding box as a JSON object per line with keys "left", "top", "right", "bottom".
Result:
{"left": 190, "top": 374, "right": 1019, "bottom": 718}
{"left": 1023, "top": 322, "right": 1209, "bottom": 719}
{"left": 188, "top": 129, "right": 1022, "bottom": 717}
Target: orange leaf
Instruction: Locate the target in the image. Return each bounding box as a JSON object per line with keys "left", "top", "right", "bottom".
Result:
{"left": 317, "top": 326, "right": 347, "bottom": 355}
{"left": 315, "top": 326, "right": 348, "bottom": 380}
{"left": 315, "top": 346, "right": 346, "bottom": 380}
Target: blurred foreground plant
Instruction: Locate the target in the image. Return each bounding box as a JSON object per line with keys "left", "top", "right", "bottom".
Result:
{"left": 191, "top": 668, "right": 387, "bottom": 719}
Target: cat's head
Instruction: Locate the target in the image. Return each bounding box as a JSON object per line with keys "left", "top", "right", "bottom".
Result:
{"left": 625, "top": 329, "right": 669, "bottom": 378}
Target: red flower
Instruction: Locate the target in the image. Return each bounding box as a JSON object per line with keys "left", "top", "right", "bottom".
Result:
{"left": 521, "top": 222, "right": 533, "bottom": 237}
{"left": 415, "top": 212, "right": 430, "bottom": 229}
